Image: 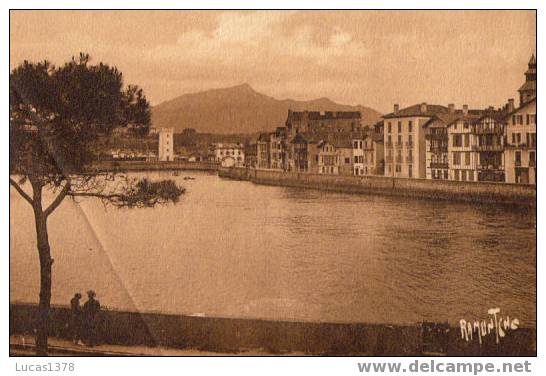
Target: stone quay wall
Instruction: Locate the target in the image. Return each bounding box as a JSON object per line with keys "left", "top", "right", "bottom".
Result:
{"left": 219, "top": 167, "right": 536, "bottom": 206}
{"left": 90, "top": 160, "right": 219, "bottom": 172}
{"left": 10, "top": 303, "right": 535, "bottom": 355}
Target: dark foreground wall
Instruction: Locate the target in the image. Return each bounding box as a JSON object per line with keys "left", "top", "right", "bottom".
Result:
{"left": 219, "top": 167, "right": 536, "bottom": 206}
{"left": 91, "top": 160, "right": 219, "bottom": 172}
{"left": 10, "top": 303, "right": 535, "bottom": 356}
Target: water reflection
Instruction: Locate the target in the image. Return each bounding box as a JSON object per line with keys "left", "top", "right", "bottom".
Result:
{"left": 10, "top": 171, "right": 536, "bottom": 327}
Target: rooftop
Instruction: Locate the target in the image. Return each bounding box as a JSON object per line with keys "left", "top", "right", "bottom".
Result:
{"left": 383, "top": 104, "right": 448, "bottom": 119}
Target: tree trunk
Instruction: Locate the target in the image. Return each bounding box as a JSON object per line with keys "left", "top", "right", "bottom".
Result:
{"left": 31, "top": 182, "right": 53, "bottom": 356}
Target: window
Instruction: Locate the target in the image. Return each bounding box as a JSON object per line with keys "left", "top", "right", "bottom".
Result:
{"left": 461, "top": 170, "right": 467, "bottom": 181}
{"left": 398, "top": 122, "right": 402, "bottom": 132}
{"left": 408, "top": 121, "right": 413, "bottom": 132}
{"left": 353, "top": 141, "right": 359, "bottom": 149}
{"left": 453, "top": 134, "right": 462, "bottom": 147}
{"left": 388, "top": 135, "right": 392, "bottom": 144}
{"left": 454, "top": 170, "right": 460, "bottom": 181}
{"left": 354, "top": 156, "right": 358, "bottom": 163}
{"left": 396, "top": 164, "right": 401, "bottom": 172}
{"left": 512, "top": 133, "right": 516, "bottom": 143}
{"left": 530, "top": 151, "right": 536, "bottom": 167}
{"left": 388, "top": 122, "right": 392, "bottom": 133}
{"left": 516, "top": 133, "right": 521, "bottom": 143}
{"left": 345, "top": 157, "right": 350, "bottom": 164}
{"left": 512, "top": 115, "right": 516, "bottom": 125}
{"left": 465, "top": 152, "right": 470, "bottom": 166}
{"left": 515, "top": 151, "right": 521, "bottom": 165}
{"left": 526, "top": 114, "right": 530, "bottom": 125}
{"left": 408, "top": 164, "right": 412, "bottom": 178}
{"left": 464, "top": 134, "right": 469, "bottom": 147}
{"left": 463, "top": 121, "right": 469, "bottom": 129}
{"left": 444, "top": 170, "right": 449, "bottom": 179}
{"left": 453, "top": 152, "right": 461, "bottom": 166}
{"left": 468, "top": 171, "right": 474, "bottom": 181}
{"left": 409, "top": 134, "right": 413, "bottom": 144}
{"left": 398, "top": 135, "right": 402, "bottom": 144}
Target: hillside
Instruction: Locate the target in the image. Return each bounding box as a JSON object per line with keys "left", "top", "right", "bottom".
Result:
{"left": 151, "top": 84, "right": 382, "bottom": 134}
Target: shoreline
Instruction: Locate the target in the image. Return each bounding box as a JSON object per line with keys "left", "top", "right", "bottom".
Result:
{"left": 219, "top": 167, "right": 536, "bottom": 206}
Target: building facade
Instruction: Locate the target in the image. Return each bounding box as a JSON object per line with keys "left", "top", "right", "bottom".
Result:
{"left": 286, "top": 110, "right": 362, "bottom": 138}
{"left": 383, "top": 103, "right": 448, "bottom": 178}
{"left": 158, "top": 127, "right": 174, "bottom": 161}
{"left": 504, "top": 98, "right": 536, "bottom": 184}
{"left": 212, "top": 143, "right": 245, "bottom": 167}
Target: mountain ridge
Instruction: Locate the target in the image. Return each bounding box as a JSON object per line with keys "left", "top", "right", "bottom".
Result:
{"left": 151, "top": 84, "right": 382, "bottom": 134}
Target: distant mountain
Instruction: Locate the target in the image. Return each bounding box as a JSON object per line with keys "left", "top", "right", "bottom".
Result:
{"left": 151, "top": 83, "right": 382, "bottom": 134}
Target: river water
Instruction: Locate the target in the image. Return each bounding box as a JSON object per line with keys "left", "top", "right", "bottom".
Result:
{"left": 10, "top": 171, "right": 536, "bottom": 327}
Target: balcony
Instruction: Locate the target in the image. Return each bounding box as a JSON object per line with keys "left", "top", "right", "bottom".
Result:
{"left": 430, "top": 162, "right": 449, "bottom": 169}
{"left": 405, "top": 141, "right": 414, "bottom": 148}
{"left": 504, "top": 142, "right": 537, "bottom": 149}
{"left": 473, "top": 126, "right": 504, "bottom": 135}
{"left": 425, "top": 133, "right": 447, "bottom": 141}
{"left": 477, "top": 164, "right": 504, "bottom": 171}
{"left": 406, "top": 156, "right": 414, "bottom": 163}
{"left": 472, "top": 144, "right": 503, "bottom": 152}
{"left": 515, "top": 160, "right": 522, "bottom": 167}
{"left": 395, "top": 142, "right": 403, "bottom": 149}
{"left": 430, "top": 146, "right": 448, "bottom": 154}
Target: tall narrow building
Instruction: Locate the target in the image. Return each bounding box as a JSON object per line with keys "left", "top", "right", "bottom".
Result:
{"left": 518, "top": 54, "right": 536, "bottom": 107}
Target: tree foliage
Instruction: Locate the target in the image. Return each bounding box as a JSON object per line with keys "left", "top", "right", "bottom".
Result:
{"left": 9, "top": 53, "right": 183, "bottom": 355}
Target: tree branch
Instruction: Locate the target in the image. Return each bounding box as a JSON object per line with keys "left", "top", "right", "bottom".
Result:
{"left": 44, "top": 181, "right": 71, "bottom": 217}
{"left": 9, "top": 178, "right": 34, "bottom": 206}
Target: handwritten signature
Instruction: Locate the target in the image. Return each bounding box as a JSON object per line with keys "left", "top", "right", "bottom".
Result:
{"left": 459, "top": 308, "right": 519, "bottom": 345}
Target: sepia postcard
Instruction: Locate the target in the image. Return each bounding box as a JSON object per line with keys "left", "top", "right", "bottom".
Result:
{"left": 7, "top": 6, "right": 538, "bottom": 371}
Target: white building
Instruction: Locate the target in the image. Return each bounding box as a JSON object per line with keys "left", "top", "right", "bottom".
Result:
{"left": 383, "top": 103, "right": 448, "bottom": 178}
{"left": 158, "top": 127, "right": 174, "bottom": 161}
{"left": 505, "top": 98, "right": 536, "bottom": 184}
{"left": 212, "top": 143, "right": 245, "bottom": 167}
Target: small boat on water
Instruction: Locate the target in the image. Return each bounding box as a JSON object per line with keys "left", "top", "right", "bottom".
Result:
{"left": 183, "top": 176, "right": 195, "bottom": 180}
{"left": 172, "top": 171, "right": 180, "bottom": 177}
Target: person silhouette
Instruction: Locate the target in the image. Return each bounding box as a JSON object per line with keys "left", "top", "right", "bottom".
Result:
{"left": 83, "top": 290, "right": 101, "bottom": 347}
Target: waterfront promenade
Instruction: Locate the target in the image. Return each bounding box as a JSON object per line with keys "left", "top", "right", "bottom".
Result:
{"left": 9, "top": 303, "right": 537, "bottom": 356}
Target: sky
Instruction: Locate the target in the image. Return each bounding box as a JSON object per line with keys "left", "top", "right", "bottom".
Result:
{"left": 10, "top": 10, "right": 536, "bottom": 113}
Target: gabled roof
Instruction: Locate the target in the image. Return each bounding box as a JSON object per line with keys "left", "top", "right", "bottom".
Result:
{"left": 257, "top": 132, "right": 271, "bottom": 142}
{"left": 503, "top": 96, "right": 536, "bottom": 119}
{"left": 383, "top": 104, "right": 448, "bottom": 119}
{"left": 518, "top": 80, "right": 536, "bottom": 92}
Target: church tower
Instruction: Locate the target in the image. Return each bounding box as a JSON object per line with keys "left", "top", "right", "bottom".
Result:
{"left": 518, "top": 54, "right": 536, "bottom": 106}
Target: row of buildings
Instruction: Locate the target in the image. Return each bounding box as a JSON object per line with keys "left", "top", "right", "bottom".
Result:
{"left": 254, "top": 55, "right": 537, "bottom": 185}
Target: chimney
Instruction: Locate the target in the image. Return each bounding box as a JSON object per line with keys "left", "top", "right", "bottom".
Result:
{"left": 508, "top": 98, "right": 515, "bottom": 112}
{"left": 448, "top": 104, "right": 455, "bottom": 114}
{"left": 394, "top": 104, "right": 399, "bottom": 114}
{"left": 420, "top": 102, "right": 427, "bottom": 113}
{"left": 462, "top": 104, "right": 468, "bottom": 116}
